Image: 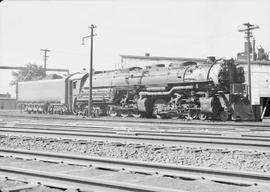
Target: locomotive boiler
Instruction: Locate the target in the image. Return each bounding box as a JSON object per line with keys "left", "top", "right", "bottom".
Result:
{"left": 17, "top": 57, "right": 254, "bottom": 121}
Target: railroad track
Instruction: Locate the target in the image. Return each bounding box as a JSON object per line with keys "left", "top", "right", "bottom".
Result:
{"left": 8, "top": 122, "right": 270, "bottom": 139}
{"left": 1, "top": 112, "right": 270, "bottom": 129}
{"left": 2, "top": 116, "right": 270, "bottom": 138}
{"left": 12, "top": 121, "right": 258, "bottom": 132}
{"left": 1, "top": 148, "right": 269, "bottom": 186}
{"left": 0, "top": 167, "right": 180, "bottom": 192}
{"left": 1, "top": 125, "right": 270, "bottom": 151}
{"left": 1, "top": 117, "right": 270, "bottom": 139}
{"left": 1, "top": 117, "right": 269, "bottom": 191}
{"left": 2, "top": 124, "right": 270, "bottom": 145}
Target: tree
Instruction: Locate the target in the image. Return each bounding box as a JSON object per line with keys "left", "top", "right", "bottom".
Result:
{"left": 10, "top": 63, "right": 45, "bottom": 86}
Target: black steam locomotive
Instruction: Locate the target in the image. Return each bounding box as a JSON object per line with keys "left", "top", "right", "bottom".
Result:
{"left": 17, "top": 57, "right": 254, "bottom": 121}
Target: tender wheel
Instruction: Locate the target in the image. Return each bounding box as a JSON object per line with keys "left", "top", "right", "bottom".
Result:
{"left": 48, "top": 106, "right": 54, "bottom": 114}
{"left": 198, "top": 113, "right": 208, "bottom": 120}
{"left": 219, "top": 111, "right": 230, "bottom": 121}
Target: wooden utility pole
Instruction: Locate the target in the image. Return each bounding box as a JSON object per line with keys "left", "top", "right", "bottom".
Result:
{"left": 238, "top": 23, "right": 259, "bottom": 103}
{"left": 40, "top": 48, "right": 51, "bottom": 75}
{"left": 82, "top": 24, "right": 97, "bottom": 117}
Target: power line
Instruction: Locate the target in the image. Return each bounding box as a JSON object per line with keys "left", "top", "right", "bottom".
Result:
{"left": 238, "top": 22, "right": 259, "bottom": 103}
{"left": 40, "top": 48, "right": 51, "bottom": 75}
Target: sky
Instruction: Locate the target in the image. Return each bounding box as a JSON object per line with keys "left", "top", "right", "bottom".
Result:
{"left": 0, "top": 0, "right": 270, "bottom": 97}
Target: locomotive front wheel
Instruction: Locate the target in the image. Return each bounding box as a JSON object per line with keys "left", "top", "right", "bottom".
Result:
{"left": 187, "top": 110, "right": 199, "bottom": 120}
{"left": 198, "top": 113, "right": 208, "bottom": 120}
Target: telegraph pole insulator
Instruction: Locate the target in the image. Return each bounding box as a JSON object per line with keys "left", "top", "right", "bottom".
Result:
{"left": 238, "top": 22, "right": 259, "bottom": 104}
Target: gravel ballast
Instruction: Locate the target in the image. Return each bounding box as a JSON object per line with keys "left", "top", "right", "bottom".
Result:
{"left": 0, "top": 136, "right": 269, "bottom": 173}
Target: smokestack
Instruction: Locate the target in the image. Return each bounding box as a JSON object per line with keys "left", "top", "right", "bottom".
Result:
{"left": 145, "top": 53, "right": 150, "bottom": 56}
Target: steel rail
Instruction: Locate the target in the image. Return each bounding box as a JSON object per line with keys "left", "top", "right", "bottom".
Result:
{"left": 0, "top": 148, "right": 269, "bottom": 185}
{"left": 2, "top": 125, "right": 270, "bottom": 143}
{"left": 14, "top": 126, "right": 228, "bottom": 138}
{"left": 12, "top": 122, "right": 270, "bottom": 135}
{"left": 14, "top": 120, "right": 256, "bottom": 132}
{"left": 0, "top": 166, "right": 181, "bottom": 192}
{"left": 1, "top": 128, "right": 270, "bottom": 151}
{"left": 13, "top": 122, "right": 270, "bottom": 138}
{"left": 1, "top": 113, "right": 269, "bottom": 128}
{"left": 15, "top": 121, "right": 239, "bottom": 131}
{"left": 2, "top": 125, "right": 270, "bottom": 142}
{"left": 14, "top": 123, "right": 226, "bottom": 136}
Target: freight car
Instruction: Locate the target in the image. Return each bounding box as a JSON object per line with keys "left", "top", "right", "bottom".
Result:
{"left": 17, "top": 57, "right": 254, "bottom": 121}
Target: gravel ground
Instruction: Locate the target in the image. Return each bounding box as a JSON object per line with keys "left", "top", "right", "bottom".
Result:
{"left": 0, "top": 136, "right": 269, "bottom": 173}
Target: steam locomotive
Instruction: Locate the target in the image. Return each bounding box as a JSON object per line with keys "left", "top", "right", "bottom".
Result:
{"left": 17, "top": 57, "right": 254, "bottom": 121}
